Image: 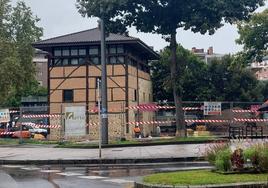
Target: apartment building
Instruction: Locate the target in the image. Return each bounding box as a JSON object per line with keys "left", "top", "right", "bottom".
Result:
{"left": 191, "top": 47, "right": 224, "bottom": 64}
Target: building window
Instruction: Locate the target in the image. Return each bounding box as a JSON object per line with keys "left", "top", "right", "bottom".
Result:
{"left": 117, "top": 45, "right": 124, "bottom": 53}
{"left": 54, "top": 59, "right": 62, "bottom": 66}
{"left": 54, "top": 48, "right": 61, "bottom": 56}
{"left": 78, "top": 58, "right": 85, "bottom": 65}
{"left": 89, "top": 47, "right": 99, "bottom": 55}
{"left": 70, "top": 58, "right": 79, "bottom": 65}
{"left": 91, "top": 57, "right": 100, "bottom": 65}
{"left": 118, "top": 56, "right": 124, "bottom": 64}
{"left": 62, "top": 59, "right": 69, "bottom": 66}
{"left": 109, "top": 45, "right": 117, "bottom": 54}
{"left": 79, "top": 49, "right": 86, "bottom": 56}
{"left": 62, "top": 48, "right": 70, "bottom": 56}
{"left": 71, "top": 48, "right": 78, "bottom": 56}
{"left": 109, "top": 45, "right": 124, "bottom": 54}
{"left": 109, "top": 57, "right": 117, "bottom": 64}
{"left": 63, "top": 90, "right": 73, "bottom": 102}
{"left": 134, "top": 89, "right": 137, "bottom": 101}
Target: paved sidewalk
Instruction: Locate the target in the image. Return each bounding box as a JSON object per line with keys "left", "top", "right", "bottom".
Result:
{"left": 1, "top": 139, "right": 266, "bottom": 164}
{"left": 0, "top": 144, "right": 207, "bottom": 164}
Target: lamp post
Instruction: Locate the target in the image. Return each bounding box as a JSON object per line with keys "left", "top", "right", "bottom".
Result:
{"left": 100, "top": 8, "right": 109, "bottom": 144}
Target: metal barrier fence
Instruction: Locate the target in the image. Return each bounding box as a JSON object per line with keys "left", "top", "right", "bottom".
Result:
{"left": 1, "top": 101, "right": 268, "bottom": 141}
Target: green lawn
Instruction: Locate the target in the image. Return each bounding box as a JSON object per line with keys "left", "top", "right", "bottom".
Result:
{"left": 0, "top": 136, "right": 220, "bottom": 148}
{"left": 0, "top": 138, "right": 59, "bottom": 145}
{"left": 143, "top": 170, "right": 268, "bottom": 186}
{"left": 57, "top": 136, "right": 219, "bottom": 148}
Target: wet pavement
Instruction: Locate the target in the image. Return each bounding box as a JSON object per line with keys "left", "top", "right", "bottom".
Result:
{"left": 0, "top": 144, "right": 206, "bottom": 163}
{"left": 0, "top": 162, "right": 211, "bottom": 188}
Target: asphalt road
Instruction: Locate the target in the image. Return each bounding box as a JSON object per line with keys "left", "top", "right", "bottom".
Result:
{"left": 0, "top": 162, "right": 211, "bottom": 188}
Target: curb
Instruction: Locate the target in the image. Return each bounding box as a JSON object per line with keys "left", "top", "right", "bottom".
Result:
{"left": 56, "top": 139, "right": 228, "bottom": 149}
{"left": 0, "top": 157, "right": 204, "bottom": 165}
{"left": 134, "top": 181, "right": 268, "bottom": 188}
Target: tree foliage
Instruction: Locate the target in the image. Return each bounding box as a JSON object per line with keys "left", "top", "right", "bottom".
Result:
{"left": 152, "top": 46, "right": 210, "bottom": 102}
{"left": 76, "top": 0, "right": 265, "bottom": 136}
{"left": 0, "top": 0, "right": 43, "bottom": 107}
{"left": 153, "top": 47, "right": 263, "bottom": 103}
{"left": 237, "top": 9, "right": 268, "bottom": 62}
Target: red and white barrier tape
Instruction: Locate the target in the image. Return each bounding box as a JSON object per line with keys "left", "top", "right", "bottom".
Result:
{"left": 33, "top": 125, "right": 61, "bottom": 129}
{"left": 128, "top": 121, "right": 175, "bottom": 125}
{"left": 21, "top": 122, "right": 61, "bottom": 129}
{"left": 10, "top": 110, "right": 19, "bottom": 114}
{"left": 87, "top": 122, "right": 99, "bottom": 126}
{"left": 0, "top": 132, "right": 14, "bottom": 135}
{"left": 234, "top": 118, "right": 268, "bottom": 122}
{"left": 232, "top": 110, "right": 257, "bottom": 113}
{"left": 127, "top": 105, "right": 201, "bottom": 111}
{"left": 22, "top": 114, "right": 61, "bottom": 118}
{"left": 185, "top": 119, "right": 229, "bottom": 123}
{"left": 88, "top": 106, "right": 201, "bottom": 112}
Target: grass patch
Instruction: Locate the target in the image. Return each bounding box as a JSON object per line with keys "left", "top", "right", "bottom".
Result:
{"left": 56, "top": 136, "right": 219, "bottom": 148}
{"left": 0, "top": 138, "right": 59, "bottom": 145}
{"left": 0, "top": 139, "right": 18, "bottom": 145}
{"left": 0, "top": 136, "right": 220, "bottom": 148}
{"left": 143, "top": 170, "right": 268, "bottom": 186}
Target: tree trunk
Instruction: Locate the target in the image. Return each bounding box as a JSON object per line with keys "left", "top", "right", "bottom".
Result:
{"left": 170, "top": 31, "right": 186, "bottom": 137}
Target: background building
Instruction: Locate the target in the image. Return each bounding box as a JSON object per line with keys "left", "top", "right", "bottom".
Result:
{"left": 191, "top": 47, "right": 224, "bottom": 64}
{"left": 33, "top": 49, "right": 48, "bottom": 87}
{"left": 33, "top": 28, "right": 159, "bottom": 140}
{"left": 250, "top": 56, "right": 268, "bottom": 81}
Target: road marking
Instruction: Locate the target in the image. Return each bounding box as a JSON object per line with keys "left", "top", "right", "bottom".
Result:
{"left": 21, "top": 167, "right": 40, "bottom": 171}
{"left": 40, "top": 170, "right": 61, "bottom": 173}
{"left": 2, "top": 165, "right": 25, "bottom": 168}
{"left": 103, "top": 179, "right": 134, "bottom": 184}
{"left": 57, "top": 172, "right": 84, "bottom": 176}
{"left": 78, "top": 176, "right": 106, "bottom": 180}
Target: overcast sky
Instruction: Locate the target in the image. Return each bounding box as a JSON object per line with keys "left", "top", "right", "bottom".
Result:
{"left": 11, "top": 0, "right": 268, "bottom": 54}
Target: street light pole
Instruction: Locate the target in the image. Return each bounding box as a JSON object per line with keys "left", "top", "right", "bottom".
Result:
{"left": 100, "top": 10, "right": 108, "bottom": 144}
{"left": 97, "top": 78, "right": 102, "bottom": 158}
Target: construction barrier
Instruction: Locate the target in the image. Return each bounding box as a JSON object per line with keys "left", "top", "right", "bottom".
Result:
{"left": 0, "top": 132, "right": 14, "bottom": 135}
{"left": 22, "top": 114, "right": 61, "bottom": 119}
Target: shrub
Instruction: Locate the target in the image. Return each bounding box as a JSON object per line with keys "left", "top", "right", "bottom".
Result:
{"left": 215, "top": 148, "right": 232, "bottom": 172}
{"left": 260, "top": 148, "right": 268, "bottom": 171}
{"left": 231, "top": 148, "right": 244, "bottom": 170}
{"left": 244, "top": 143, "right": 268, "bottom": 172}
{"left": 204, "top": 142, "right": 229, "bottom": 165}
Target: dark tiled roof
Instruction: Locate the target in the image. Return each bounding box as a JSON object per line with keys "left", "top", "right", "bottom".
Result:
{"left": 34, "top": 28, "right": 138, "bottom": 45}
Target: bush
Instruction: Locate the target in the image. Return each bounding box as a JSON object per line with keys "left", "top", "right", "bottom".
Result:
{"left": 244, "top": 143, "right": 268, "bottom": 172}
{"left": 205, "top": 142, "right": 229, "bottom": 165}
{"left": 231, "top": 148, "right": 244, "bottom": 170}
{"left": 205, "top": 142, "right": 268, "bottom": 173}
{"left": 215, "top": 148, "right": 232, "bottom": 172}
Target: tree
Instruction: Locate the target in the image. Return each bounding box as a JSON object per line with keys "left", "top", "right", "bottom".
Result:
{"left": 153, "top": 48, "right": 262, "bottom": 103}
{"left": 207, "top": 56, "right": 262, "bottom": 102}
{"left": 237, "top": 9, "right": 268, "bottom": 62}
{"left": 152, "top": 45, "right": 210, "bottom": 102}
{"left": 76, "top": 0, "right": 265, "bottom": 137}
{"left": 0, "top": 0, "right": 43, "bottom": 107}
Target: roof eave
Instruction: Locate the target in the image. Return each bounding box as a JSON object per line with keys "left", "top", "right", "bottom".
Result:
{"left": 33, "top": 40, "right": 160, "bottom": 60}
